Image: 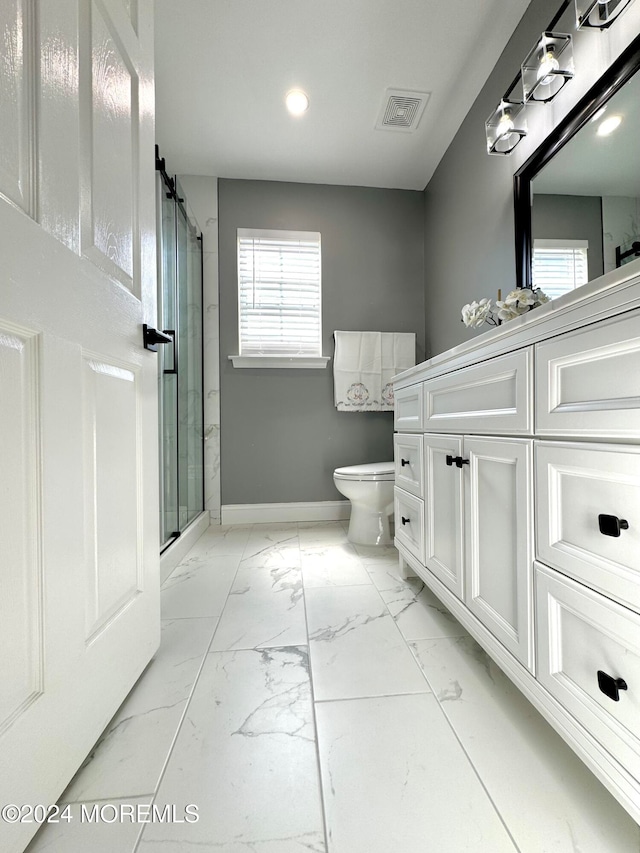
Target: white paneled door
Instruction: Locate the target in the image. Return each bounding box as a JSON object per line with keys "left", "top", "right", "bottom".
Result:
{"left": 0, "top": 2, "right": 159, "bottom": 851}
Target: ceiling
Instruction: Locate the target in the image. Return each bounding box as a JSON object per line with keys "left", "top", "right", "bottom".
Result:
{"left": 532, "top": 68, "right": 640, "bottom": 199}
{"left": 154, "top": 0, "right": 533, "bottom": 191}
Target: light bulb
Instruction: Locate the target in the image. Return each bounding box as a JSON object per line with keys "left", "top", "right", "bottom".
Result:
{"left": 496, "top": 111, "right": 517, "bottom": 148}
{"left": 285, "top": 89, "right": 309, "bottom": 116}
{"left": 537, "top": 47, "right": 560, "bottom": 86}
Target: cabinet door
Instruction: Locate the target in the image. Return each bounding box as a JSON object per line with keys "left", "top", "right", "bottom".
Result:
{"left": 394, "top": 433, "right": 423, "bottom": 497}
{"left": 536, "top": 309, "right": 640, "bottom": 439}
{"left": 394, "top": 488, "right": 425, "bottom": 563}
{"left": 536, "top": 441, "right": 640, "bottom": 612}
{"left": 394, "top": 383, "right": 423, "bottom": 432}
{"left": 536, "top": 563, "right": 640, "bottom": 782}
{"left": 424, "top": 435, "right": 464, "bottom": 599}
{"left": 464, "top": 437, "right": 534, "bottom": 671}
{"left": 423, "top": 348, "right": 533, "bottom": 434}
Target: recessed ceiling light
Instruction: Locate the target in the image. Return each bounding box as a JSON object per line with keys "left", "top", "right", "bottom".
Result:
{"left": 597, "top": 114, "right": 622, "bottom": 136}
{"left": 286, "top": 89, "right": 309, "bottom": 116}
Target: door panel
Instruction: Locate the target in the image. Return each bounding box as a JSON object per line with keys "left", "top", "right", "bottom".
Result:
{"left": 0, "top": 323, "right": 42, "bottom": 734}
{"left": 0, "top": 0, "right": 33, "bottom": 214}
{"left": 464, "top": 437, "right": 534, "bottom": 671}
{"left": 424, "top": 434, "right": 464, "bottom": 599}
{"left": 83, "top": 356, "right": 141, "bottom": 638}
{"left": 84, "top": 0, "right": 138, "bottom": 289}
{"left": 0, "top": 2, "right": 158, "bottom": 850}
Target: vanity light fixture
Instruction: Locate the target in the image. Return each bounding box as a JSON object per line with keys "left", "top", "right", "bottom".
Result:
{"left": 485, "top": 99, "right": 527, "bottom": 155}
{"left": 597, "top": 113, "right": 623, "bottom": 134}
{"left": 522, "top": 33, "right": 574, "bottom": 103}
{"left": 285, "top": 89, "right": 309, "bottom": 116}
{"left": 576, "top": 0, "right": 635, "bottom": 29}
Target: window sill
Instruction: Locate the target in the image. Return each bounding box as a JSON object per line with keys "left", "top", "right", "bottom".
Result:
{"left": 229, "top": 355, "right": 331, "bottom": 369}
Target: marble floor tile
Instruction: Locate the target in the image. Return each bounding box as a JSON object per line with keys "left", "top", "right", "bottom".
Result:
{"left": 240, "top": 525, "right": 301, "bottom": 569}
{"left": 411, "top": 636, "right": 640, "bottom": 852}
{"left": 210, "top": 565, "right": 306, "bottom": 650}
{"left": 305, "top": 585, "right": 428, "bottom": 700}
{"left": 365, "top": 561, "right": 409, "bottom": 592}
{"left": 61, "top": 618, "right": 216, "bottom": 803}
{"left": 301, "top": 543, "right": 372, "bottom": 587}
{"left": 352, "top": 543, "right": 398, "bottom": 563}
{"left": 315, "top": 694, "right": 516, "bottom": 853}
{"left": 180, "top": 524, "right": 252, "bottom": 560}
{"left": 26, "top": 797, "right": 150, "bottom": 853}
{"left": 380, "top": 579, "right": 469, "bottom": 641}
{"left": 161, "top": 554, "right": 240, "bottom": 619}
{"left": 138, "top": 647, "right": 326, "bottom": 852}
{"left": 298, "top": 522, "right": 349, "bottom": 548}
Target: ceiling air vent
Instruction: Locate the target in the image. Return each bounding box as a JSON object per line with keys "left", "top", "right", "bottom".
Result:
{"left": 375, "top": 88, "right": 430, "bottom": 132}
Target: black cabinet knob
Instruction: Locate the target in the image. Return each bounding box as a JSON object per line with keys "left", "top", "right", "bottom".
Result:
{"left": 445, "top": 454, "right": 455, "bottom": 467}
{"left": 597, "top": 670, "right": 628, "bottom": 702}
{"left": 401, "top": 516, "right": 410, "bottom": 525}
{"left": 401, "top": 459, "right": 410, "bottom": 467}
{"left": 598, "top": 514, "right": 629, "bottom": 538}
{"left": 455, "top": 457, "right": 470, "bottom": 468}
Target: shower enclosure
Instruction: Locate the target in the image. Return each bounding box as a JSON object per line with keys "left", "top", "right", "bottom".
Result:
{"left": 156, "top": 149, "right": 204, "bottom": 550}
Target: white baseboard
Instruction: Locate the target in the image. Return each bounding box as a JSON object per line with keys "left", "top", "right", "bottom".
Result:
{"left": 160, "top": 511, "right": 210, "bottom": 584}
{"left": 221, "top": 500, "right": 351, "bottom": 525}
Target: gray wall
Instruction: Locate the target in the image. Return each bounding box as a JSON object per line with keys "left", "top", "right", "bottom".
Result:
{"left": 532, "top": 194, "right": 604, "bottom": 281}
{"left": 423, "top": 0, "right": 561, "bottom": 358}
{"left": 219, "top": 179, "right": 425, "bottom": 505}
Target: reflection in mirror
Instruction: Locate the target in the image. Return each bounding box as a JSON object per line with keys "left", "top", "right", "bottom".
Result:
{"left": 530, "top": 64, "right": 640, "bottom": 299}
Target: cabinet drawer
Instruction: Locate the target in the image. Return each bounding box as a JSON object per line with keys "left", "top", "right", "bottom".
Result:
{"left": 394, "top": 488, "right": 424, "bottom": 563}
{"left": 394, "top": 434, "right": 424, "bottom": 498}
{"left": 536, "top": 309, "right": 640, "bottom": 439}
{"left": 535, "top": 563, "right": 640, "bottom": 782}
{"left": 536, "top": 442, "right": 640, "bottom": 612}
{"left": 394, "top": 383, "right": 423, "bottom": 432}
{"left": 423, "top": 348, "right": 532, "bottom": 434}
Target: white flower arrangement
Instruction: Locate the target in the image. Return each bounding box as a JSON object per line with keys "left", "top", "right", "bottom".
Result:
{"left": 461, "top": 288, "right": 550, "bottom": 329}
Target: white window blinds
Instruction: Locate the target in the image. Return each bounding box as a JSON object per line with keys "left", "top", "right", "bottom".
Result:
{"left": 237, "top": 228, "right": 322, "bottom": 356}
{"left": 532, "top": 239, "right": 589, "bottom": 300}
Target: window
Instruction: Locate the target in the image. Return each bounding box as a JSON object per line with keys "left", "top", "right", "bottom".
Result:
{"left": 532, "top": 239, "right": 589, "bottom": 300}
{"left": 232, "top": 229, "right": 328, "bottom": 367}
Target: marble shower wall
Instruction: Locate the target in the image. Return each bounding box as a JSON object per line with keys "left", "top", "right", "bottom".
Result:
{"left": 177, "top": 175, "right": 221, "bottom": 522}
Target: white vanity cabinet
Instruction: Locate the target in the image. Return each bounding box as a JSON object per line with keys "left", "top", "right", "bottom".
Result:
{"left": 393, "top": 273, "right": 640, "bottom": 825}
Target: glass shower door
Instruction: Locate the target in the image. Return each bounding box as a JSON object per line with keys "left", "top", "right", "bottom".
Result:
{"left": 158, "top": 174, "right": 179, "bottom": 547}
{"left": 157, "top": 169, "right": 204, "bottom": 551}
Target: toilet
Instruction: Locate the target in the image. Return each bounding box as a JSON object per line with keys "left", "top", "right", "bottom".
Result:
{"left": 333, "top": 462, "right": 395, "bottom": 546}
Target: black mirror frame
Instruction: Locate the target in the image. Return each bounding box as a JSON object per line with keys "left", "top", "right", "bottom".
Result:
{"left": 514, "top": 32, "right": 640, "bottom": 290}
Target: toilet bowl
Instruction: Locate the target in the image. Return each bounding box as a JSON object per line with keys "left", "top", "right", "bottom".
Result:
{"left": 333, "top": 462, "right": 395, "bottom": 546}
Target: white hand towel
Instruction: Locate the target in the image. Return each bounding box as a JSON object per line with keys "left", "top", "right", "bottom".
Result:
{"left": 381, "top": 332, "right": 416, "bottom": 409}
{"left": 334, "top": 331, "right": 381, "bottom": 411}
{"left": 334, "top": 331, "right": 415, "bottom": 412}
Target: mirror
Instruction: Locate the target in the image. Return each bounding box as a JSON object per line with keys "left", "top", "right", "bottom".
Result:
{"left": 514, "top": 34, "right": 640, "bottom": 296}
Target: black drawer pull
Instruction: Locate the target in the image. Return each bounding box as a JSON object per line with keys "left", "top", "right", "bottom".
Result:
{"left": 455, "top": 457, "right": 470, "bottom": 468}
{"left": 598, "top": 514, "right": 629, "bottom": 538}
{"left": 597, "top": 670, "right": 628, "bottom": 702}
{"left": 401, "top": 459, "right": 410, "bottom": 467}
{"left": 445, "top": 454, "right": 455, "bottom": 467}
{"left": 401, "top": 516, "right": 410, "bottom": 525}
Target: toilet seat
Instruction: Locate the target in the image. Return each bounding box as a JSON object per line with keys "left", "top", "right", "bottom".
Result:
{"left": 333, "top": 462, "right": 395, "bottom": 482}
